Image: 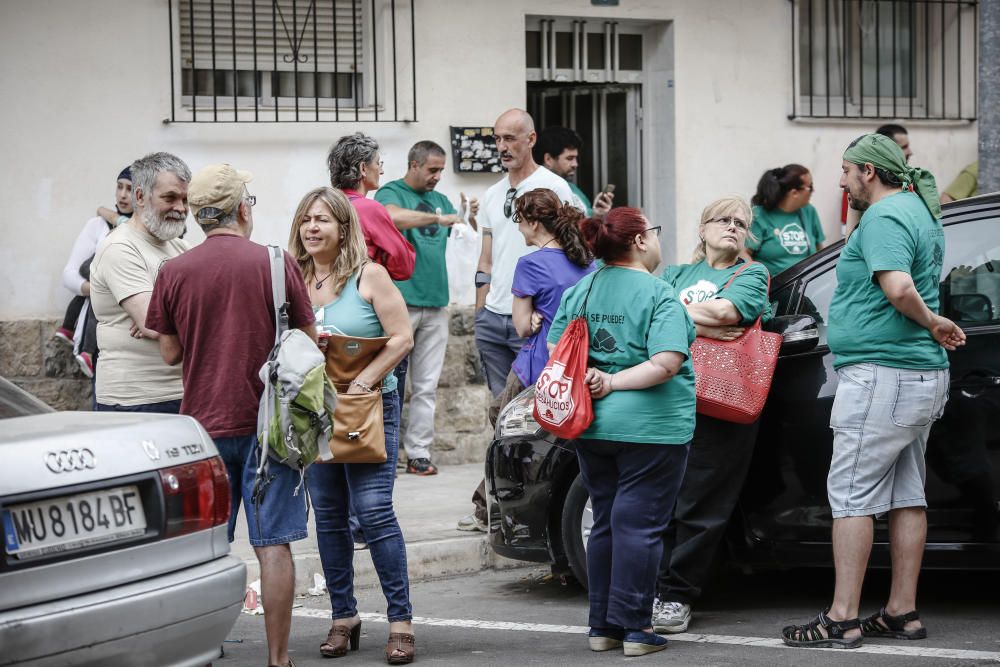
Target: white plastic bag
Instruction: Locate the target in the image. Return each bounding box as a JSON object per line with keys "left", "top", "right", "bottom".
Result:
{"left": 446, "top": 194, "right": 480, "bottom": 306}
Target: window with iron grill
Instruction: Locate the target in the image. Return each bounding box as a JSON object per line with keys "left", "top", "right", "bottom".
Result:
{"left": 168, "top": 0, "right": 416, "bottom": 122}
{"left": 791, "top": 0, "right": 977, "bottom": 121}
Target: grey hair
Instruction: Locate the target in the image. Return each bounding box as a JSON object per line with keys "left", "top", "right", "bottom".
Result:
{"left": 130, "top": 152, "right": 191, "bottom": 208}
{"left": 197, "top": 205, "right": 241, "bottom": 233}
{"left": 327, "top": 132, "right": 379, "bottom": 189}
{"left": 407, "top": 140, "right": 446, "bottom": 167}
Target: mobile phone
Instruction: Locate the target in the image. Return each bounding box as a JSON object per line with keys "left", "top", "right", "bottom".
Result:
{"left": 601, "top": 183, "right": 616, "bottom": 195}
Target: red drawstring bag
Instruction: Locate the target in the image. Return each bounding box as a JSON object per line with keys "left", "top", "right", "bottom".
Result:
{"left": 691, "top": 262, "right": 781, "bottom": 424}
{"left": 533, "top": 270, "right": 603, "bottom": 439}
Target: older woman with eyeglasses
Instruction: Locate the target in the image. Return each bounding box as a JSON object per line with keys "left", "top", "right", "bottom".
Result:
{"left": 652, "top": 196, "right": 772, "bottom": 636}
{"left": 748, "top": 164, "right": 825, "bottom": 278}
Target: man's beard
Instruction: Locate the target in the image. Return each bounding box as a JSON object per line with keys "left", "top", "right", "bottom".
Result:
{"left": 143, "top": 206, "right": 187, "bottom": 241}
{"left": 846, "top": 185, "right": 871, "bottom": 212}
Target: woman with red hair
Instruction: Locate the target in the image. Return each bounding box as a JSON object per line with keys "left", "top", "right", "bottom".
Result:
{"left": 547, "top": 207, "right": 696, "bottom": 656}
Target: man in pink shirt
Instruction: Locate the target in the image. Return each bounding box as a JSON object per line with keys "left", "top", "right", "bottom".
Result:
{"left": 327, "top": 132, "right": 415, "bottom": 280}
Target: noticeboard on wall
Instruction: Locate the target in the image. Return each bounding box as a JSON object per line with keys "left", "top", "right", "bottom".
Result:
{"left": 450, "top": 126, "right": 502, "bottom": 173}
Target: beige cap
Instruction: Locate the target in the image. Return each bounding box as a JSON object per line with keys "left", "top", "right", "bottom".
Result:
{"left": 188, "top": 163, "right": 254, "bottom": 220}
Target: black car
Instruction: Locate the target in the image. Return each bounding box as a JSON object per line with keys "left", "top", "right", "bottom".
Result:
{"left": 485, "top": 194, "right": 1000, "bottom": 586}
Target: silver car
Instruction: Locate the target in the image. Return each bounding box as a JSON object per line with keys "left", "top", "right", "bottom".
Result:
{"left": 0, "top": 378, "right": 246, "bottom": 666}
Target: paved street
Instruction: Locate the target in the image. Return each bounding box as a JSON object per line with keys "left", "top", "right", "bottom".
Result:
{"left": 220, "top": 566, "right": 1000, "bottom": 666}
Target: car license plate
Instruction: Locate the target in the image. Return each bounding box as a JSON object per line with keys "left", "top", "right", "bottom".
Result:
{"left": 2, "top": 485, "right": 146, "bottom": 559}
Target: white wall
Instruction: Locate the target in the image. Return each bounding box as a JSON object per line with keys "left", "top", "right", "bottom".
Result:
{"left": 0, "top": 0, "right": 978, "bottom": 319}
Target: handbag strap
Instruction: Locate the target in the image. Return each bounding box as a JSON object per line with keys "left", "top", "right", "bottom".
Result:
{"left": 718, "top": 260, "right": 771, "bottom": 326}
{"left": 267, "top": 245, "right": 289, "bottom": 345}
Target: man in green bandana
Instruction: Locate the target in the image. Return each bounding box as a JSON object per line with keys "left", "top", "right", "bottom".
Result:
{"left": 782, "top": 133, "right": 966, "bottom": 650}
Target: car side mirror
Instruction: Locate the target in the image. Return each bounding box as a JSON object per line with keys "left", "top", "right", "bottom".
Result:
{"left": 764, "top": 314, "right": 819, "bottom": 354}
{"left": 947, "top": 293, "right": 993, "bottom": 323}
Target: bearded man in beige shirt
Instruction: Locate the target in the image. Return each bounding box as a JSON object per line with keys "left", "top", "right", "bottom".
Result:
{"left": 89, "top": 152, "right": 191, "bottom": 412}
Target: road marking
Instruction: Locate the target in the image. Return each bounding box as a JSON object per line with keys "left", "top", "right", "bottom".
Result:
{"left": 292, "top": 608, "right": 1000, "bottom": 662}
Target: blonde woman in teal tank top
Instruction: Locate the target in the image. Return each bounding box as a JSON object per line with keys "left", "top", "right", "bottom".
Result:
{"left": 288, "top": 186, "right": 417, "bottom": 663}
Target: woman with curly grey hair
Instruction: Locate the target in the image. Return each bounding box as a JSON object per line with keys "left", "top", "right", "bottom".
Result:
{"left": 326, "top": 132, "right": 415, "bottom": 281}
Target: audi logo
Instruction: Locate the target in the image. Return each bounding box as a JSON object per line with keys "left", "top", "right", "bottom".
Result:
{"left": 45, "top": 449, "right": 97, "bottom": 473}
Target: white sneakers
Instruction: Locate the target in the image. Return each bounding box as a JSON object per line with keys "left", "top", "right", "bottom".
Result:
{"left": 652, "top": 600, "right": 692, "bottom": 634}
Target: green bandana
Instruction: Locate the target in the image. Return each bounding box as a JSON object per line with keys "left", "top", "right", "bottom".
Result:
{"left": 843, "top": 133, "right": 941, "bottom": 219}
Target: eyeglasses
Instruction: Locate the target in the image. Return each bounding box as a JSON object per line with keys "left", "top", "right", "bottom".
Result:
{"left": 644, "top": 226, "right": 662, "bottom": 237}
{"left": 503, "top": 187, "right": 517, "bottom": 218}
{"left": 706, "top": 217, "right": 749, "bottom": 231}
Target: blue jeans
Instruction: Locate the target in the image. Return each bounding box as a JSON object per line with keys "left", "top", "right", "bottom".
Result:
{"left": 577, "top": 439, "right": 690, "bottom": 630}
{"left": 95, "top": 399, "right": 181, "bottom": 413}
{"left": 214, "top": 433, "right": 308, "bottom": 546}
{"left": 306, "top": 390, "right": 412, "bottom": 622}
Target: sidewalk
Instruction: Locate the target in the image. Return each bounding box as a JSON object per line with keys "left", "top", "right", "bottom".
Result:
{"left": 231, "top": 463, "right": 526, "bottom": 594}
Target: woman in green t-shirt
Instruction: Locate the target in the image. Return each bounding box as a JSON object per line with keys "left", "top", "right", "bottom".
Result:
{"left": 747, "top": 164, "right": 826, "bottom": 278}
{"left": 654, "top": 196, "right": 771, "bottom": 635}
{"left": 547, "top": 207, "right": 695, "bottom": 656}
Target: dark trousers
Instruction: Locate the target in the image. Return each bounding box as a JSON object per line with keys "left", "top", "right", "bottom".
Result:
{"left": 578, "top": 438, "right": 689, "bottom": 630}
{"left": 656, "top": 413, "right": 759, "bottom": 604}
{"left": 61, "top": 295, "right": 85, "bottom": 331}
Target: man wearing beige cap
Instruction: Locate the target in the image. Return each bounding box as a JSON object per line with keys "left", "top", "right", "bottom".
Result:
{"left": 146, "top": 163, "right": 317, "bottom": 667}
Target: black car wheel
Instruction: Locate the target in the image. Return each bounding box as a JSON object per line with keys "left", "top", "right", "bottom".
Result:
{"left": 560, "top": 473, "right": 592, "bottom": 588}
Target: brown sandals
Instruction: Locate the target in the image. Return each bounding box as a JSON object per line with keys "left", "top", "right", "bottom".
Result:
{"left": 385, "top": 632, "right": 415, "bottom": 664}
{"left": 320, "top": 621, "right": 362, "bottom": 658}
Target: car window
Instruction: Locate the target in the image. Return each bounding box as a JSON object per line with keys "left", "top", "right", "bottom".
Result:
{"left": 940, "top": 218, "right": 1000, "bottom": 325}
{"left": 798, "top": 265, "right": 837, "bottom": 346}
{"left": 0, "top": 377, "right": 55, "bottom": 418}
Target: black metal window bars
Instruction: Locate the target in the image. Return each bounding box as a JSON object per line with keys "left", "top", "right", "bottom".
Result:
{"left": 168, "top": 0, "right": 416, "bottom": 122}
{"left": 791, "top": 0, "right": 977, "bottom": 121}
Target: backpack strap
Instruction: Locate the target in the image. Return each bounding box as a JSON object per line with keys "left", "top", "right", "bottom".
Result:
{"left": 257, "top": 246, "right": 288, "bottom": 483}
{"left": 268, "top": 245, "right": 289, "bottom": 343}
{"left": 575, "top": 265, "right": 607, "bottom": 319}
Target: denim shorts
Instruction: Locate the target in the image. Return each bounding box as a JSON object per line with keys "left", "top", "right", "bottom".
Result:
{"left": 827, "top": 363, "right": 948, "bottom": 518}
{"left": 214, "top": 433, "right": 308, "bottom": 547}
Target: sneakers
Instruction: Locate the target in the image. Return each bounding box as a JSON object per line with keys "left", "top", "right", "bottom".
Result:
{"left": 456, "top": 513, "right": 487, "bottom": 532}
{"left": 75, "top": 352, "right": 94, "bottom": 379}
{"left": 406, "top": 458, "right": 438, "bottom": 476}
{"left": 652, "top": 600, "right": 692, "bottom": 634}
{"left": 54, "top": 327, "right": 74, "bottom": 346}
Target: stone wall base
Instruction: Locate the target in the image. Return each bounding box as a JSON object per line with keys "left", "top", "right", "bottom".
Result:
{"left": 0, "top": 306, "right": 493, "bottom": 464}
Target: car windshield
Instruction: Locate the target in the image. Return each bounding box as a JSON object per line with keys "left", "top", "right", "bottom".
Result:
{"left": 0, "top": 377, "right": 56, "bottom": 418}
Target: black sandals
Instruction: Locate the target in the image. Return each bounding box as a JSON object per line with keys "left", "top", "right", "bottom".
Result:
{"left": 860, "top": 606, "right": 927, "bottom": 640}
{"left": 781, "top": 609, "right": 863, "bottom": 649}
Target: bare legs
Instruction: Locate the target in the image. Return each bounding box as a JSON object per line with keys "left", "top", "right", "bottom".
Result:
{"left": 824, "top": 507, "right": 926, "bottom": 639}
{"left": 885, "top": 507, "right": 926, "bottom": 632}
{"left": 255, "top": 544, "right": 296, "bottom": 667}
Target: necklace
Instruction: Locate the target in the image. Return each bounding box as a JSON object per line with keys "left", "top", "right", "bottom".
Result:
{"left": 540, "top": 237, "right": 558, "bottom": 249}
{"left": 314, "top": 271, "right": 333, "bottom": 289}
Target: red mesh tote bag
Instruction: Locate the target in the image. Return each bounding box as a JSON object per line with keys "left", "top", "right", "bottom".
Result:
{"left": 690, "top": 263, "right": 782, "bottom": 424}
{"left": 532, "top": 271, "right": 603, "bottom": 439}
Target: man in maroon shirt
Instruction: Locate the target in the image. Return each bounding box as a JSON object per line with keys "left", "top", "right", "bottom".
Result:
{"left": 145, "top": 163, "right": 316, "bottom": 667}
{"left": 327, "top": 131, "right": 416, "bottom": 280}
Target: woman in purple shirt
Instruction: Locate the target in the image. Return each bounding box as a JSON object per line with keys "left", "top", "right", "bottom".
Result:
{"left": 489, "top": 188, "right": 597, "bottom": 422}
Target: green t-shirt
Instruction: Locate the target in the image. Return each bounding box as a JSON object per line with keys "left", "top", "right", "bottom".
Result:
{"left": 747, "top": 203, "right": 825, "bottom": 278}
{"left": 547, "top": 267, "right": 696, "bottom": 445}
{"left": 660, "top": 259, "right": 772, "bottom": 324}
{"left": 374, "top": 179, "right": 455, "bottom": 307}
{"left": 827, "top": 191, "right": 947, "bottom": 370}
{"left": 568, "top": 182, "right": 592, "bottom": 217}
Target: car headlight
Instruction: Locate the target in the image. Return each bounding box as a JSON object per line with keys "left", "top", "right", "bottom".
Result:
{"left": 496, "top": 386, "right": 542, "bottom": 438}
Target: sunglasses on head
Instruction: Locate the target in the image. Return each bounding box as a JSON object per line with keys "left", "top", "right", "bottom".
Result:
{"left": 503, "top": 187, "right": 517, "bottom": 219}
